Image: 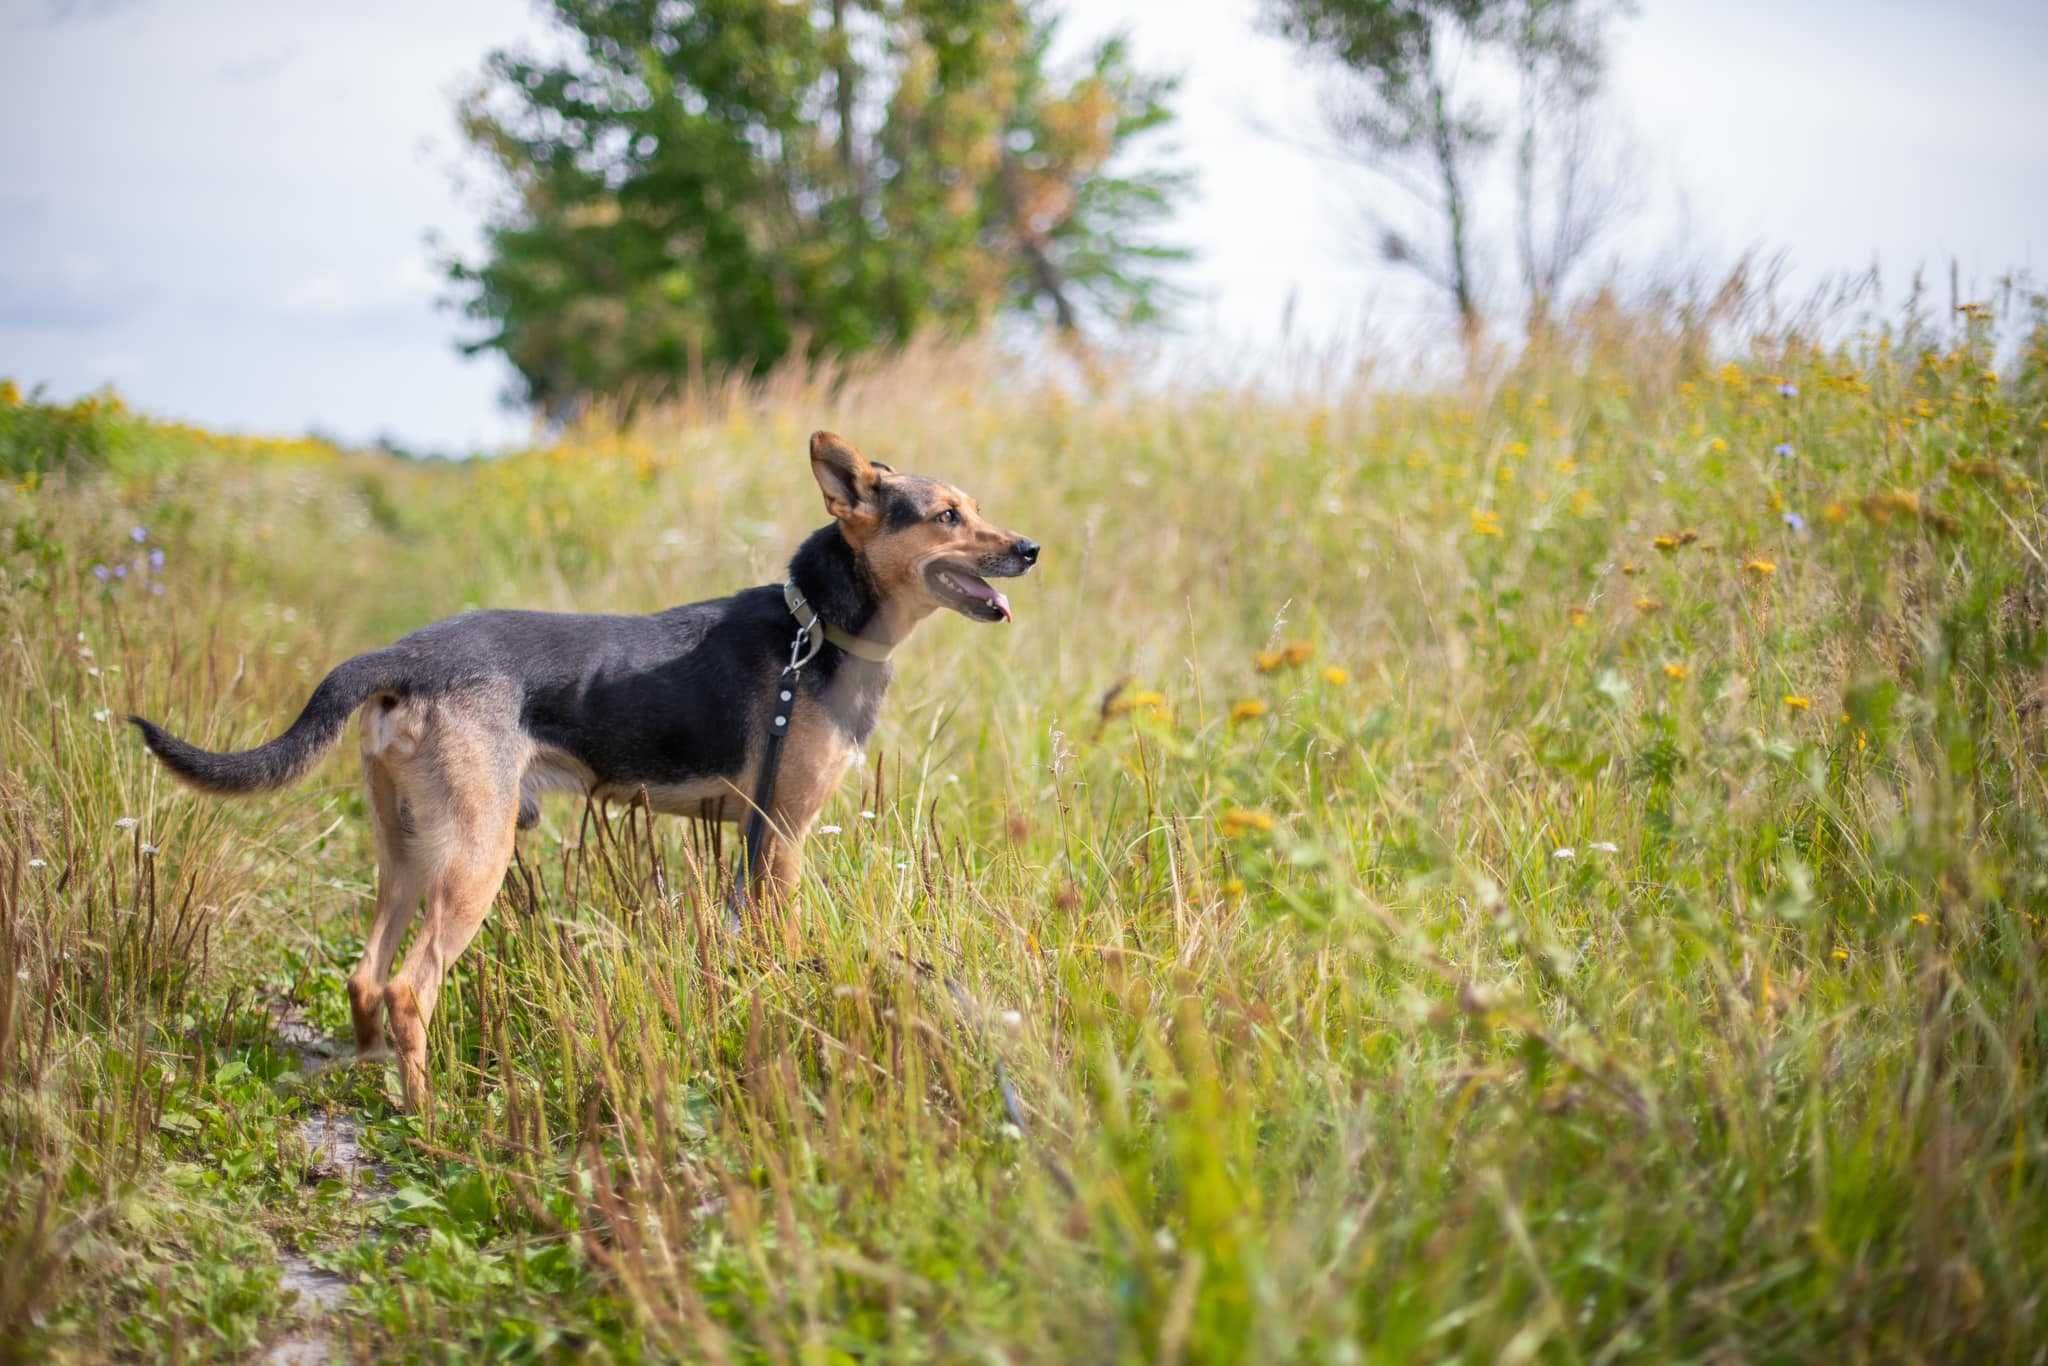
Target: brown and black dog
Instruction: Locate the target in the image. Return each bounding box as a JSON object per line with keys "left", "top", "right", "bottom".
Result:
{"left": 132, "top": 432, "right": 1037, "bottom": 1108}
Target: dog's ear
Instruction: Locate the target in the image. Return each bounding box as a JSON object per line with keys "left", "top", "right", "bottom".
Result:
{"left": 810, "top": 431, "right": 880, "bottom": 528}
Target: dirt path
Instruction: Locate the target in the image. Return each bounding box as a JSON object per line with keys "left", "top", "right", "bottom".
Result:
{"left": 260, "top": 1003, "right": 383, "bottom": 1364}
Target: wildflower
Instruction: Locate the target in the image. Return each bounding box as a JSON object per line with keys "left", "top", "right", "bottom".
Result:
{"left": 91, "top": 708, "right": 110, "bottom": 722}
{"left": 816, "top": 824, "right": 843, "bottom": 836}
{"left": 114, "top": 816, "right": 138, "bottom": 829}
{"left": 1775, "top": 442, "right": 1794, "bottom": 459}
{"left": 1620, "top": 561, "right": 1642, "bottom": 577}
{"left": 1783, "top": 694, "right": 1811, "bottom": 712}
{"left": 1219, "top": 808, "right": 1275, "bottom": 838}
{"left": 1653, "top": 534, "right": 1680, "bottom": 552}
{"left": 1109, "top": 688, "right": 1169, "bottom": 717}
{"left": 1570, "top": 489, "right": 1597, "bottom": 517}
{"left": 1708, "top": 437, "right": 1729, "bottom": 454}
{"left": 1821, "top": 501, "right": 1848, "bottom": 524}
{"left": 861, "top": 810, "right": 877, "bottom": 820}
{"left": 130, "top": 525, "right": 147, "bottom": 543}
{"left": 1282, "top": 641, "right": 1314, "bottom": 666}
{"left": 112, "top": 565, "right": 127, "bottom": 580}
{"left": 1742, "top": 558, "right": 1777, "bottom": 577}
{"left": 1229, "top": 698, "right": 1269, "bottom": 724}
{"left": 1321, "top": 666, "right": 1349, "bottom": 686}
{"left": 1567, "top": 607, "right": 1590, "bottom": 628}
{"left": 148, "top": 547, "right": 165, "bottom": 571}
{"left": 998, "top": 1009, "right": 1024, "bottom": 1030}
{"left": 1221, "top": 877, "right": 1246, "bottom": 899}
{"left": 1778, "top": 382, "right": 1798, "bottom": 399}
{"left": 1634, "top": 596, "right": 1663, "bottom": 613}
{"left": 92, "top": 564, "right": 110, "bottom": 582}
{"left": 1470, "top": 508, "right": 1503, "bottom": 538}
{"left": 1663, "top": 662, "right": 1688, "bottom": 680}
{"left": 1783, "top": 511, "right": 1807, "bottom": 533}
{"left": 1504, "top": 440, "right": 1529, "bottom": 458}
{"left": 1831, "top": 946, "right": 1848, "bottom": 962}
{"left": 1254, "top": 649, "right": 1285, "bottom": 673}
{"left": 1553, "top": 847, "right": 1575, "bottom": 860}
{"left": 1588, "top": 841, "right": 1620, "bottom": 853}
{"left": 27, "top": 857, "right": 46, "bottom": 869}
{"left": 1553, "top": 456, "right": 1577, "bottom": 475}
{"left": 1497, "top": 464, "right": 1516, "bottom": 484}
{"left": 140, "top": 844, "right": 158, "bottom": 856}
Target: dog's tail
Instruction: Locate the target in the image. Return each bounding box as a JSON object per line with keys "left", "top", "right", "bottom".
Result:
{"left": 131, "top": 649, "right": 404, "bottom": 796}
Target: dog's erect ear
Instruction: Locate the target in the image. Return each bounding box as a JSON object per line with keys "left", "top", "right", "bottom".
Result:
{"left": 810, "top": 431, "right": 880, "bottom": 526}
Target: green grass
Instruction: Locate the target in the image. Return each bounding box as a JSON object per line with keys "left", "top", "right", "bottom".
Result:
{"left": 5, "top": 310, "right": 2048, "bottom": 1360}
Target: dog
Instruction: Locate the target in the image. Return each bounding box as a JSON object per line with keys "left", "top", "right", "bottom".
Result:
{"left": 132, "top": 431, "right": 1038, "bottom": 1108}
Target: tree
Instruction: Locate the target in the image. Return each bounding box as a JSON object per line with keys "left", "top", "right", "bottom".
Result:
{"left": 1262, "top": 0, "right": 1631, "bottom": 356}
{"left": 449, "top": 0, "right": 1189, "bottom": 420}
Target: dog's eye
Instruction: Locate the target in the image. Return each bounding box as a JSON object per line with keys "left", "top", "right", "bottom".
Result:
{"left": 934, "top": 508, "right": 960, "bottom": 526}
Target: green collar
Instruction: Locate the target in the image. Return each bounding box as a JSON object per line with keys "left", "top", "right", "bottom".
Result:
{"left": 783, "top": 579, "right": 895, "bottom": 663}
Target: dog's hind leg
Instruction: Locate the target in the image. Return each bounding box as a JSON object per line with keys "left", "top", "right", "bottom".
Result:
{"left": 347, "top": 756, "right": 423, "bottom": 1056}
{"left": 381, "top": 695, "right": 524, "bottom": 1111}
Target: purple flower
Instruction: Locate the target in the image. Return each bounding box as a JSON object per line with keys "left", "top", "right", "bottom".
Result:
{"left": 92, "top": 564, "right": 110, "bottom": 582}
{"left": 1777, "top": 382, "right": 1798, "bottom": 399}
{"left": 129, "top": 525, "right": 148, "bottom": 543}
{"left": 1783, "top": 511, "right": 1807, "bottom": 532}
{"left": 111, "top": 564, "right": 128, "bottom": 580}
{"left": 149, "top": 582, "right": 165, "bottom": 597}
{"left": 1774, "top": 442, "right": 1794, "bottom": 459}
{"left": 148, "top": 547, "right": 165, "bottom": 571}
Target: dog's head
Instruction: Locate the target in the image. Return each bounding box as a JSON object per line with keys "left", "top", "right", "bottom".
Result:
{"left": 809, "top": 430, "right": 1038, "bottom": 623}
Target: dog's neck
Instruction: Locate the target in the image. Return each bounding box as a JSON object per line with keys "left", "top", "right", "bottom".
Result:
{"left": 787, "top": 523, "right": 926, "bottom": 654}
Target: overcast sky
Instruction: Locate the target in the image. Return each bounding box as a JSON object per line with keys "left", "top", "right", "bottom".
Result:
{"left": 2, "top": 0, "right": 2042, "bottom": 451}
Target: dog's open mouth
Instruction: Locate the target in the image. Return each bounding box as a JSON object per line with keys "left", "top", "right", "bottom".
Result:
{"left": 925, "top": 562, "right": 1012, "bottom": 622}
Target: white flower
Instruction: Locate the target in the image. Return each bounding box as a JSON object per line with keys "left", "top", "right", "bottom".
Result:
{"left": 997, "top": 1123, "right": 1023, "bottom": 1143}
{"left": 1588, "top": 841, "right": 1620, "bottom": 853}
{"left": 1552, "top": 847, "right": 1575, "bottom": 860}
{"left": 92, "top": 709, "right": 111, "bottom": 723}
{"left": 816, "top": 824, "right": 842, "bottom": 836}
{"left": 861, "top": 811, "right": 877, "bottom": 820}
{"left": 140, "top": 844, "right": 159, "bottom": 856}
{"left": 895, "top": 860, "right": 909, "bottom": 871}
{"left": 114, "top": 817, "right": 138, "bottom": 830}
{"left": 27, "top": 858, "right": 46, "bottom": 869}
{"left": 998, "top": 1009, "right": 1023, "bottom": 1031}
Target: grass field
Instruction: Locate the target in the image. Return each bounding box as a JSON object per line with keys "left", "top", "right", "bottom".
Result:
{"left": 5, "top": 305, "right": 2048, "bottom": 1361}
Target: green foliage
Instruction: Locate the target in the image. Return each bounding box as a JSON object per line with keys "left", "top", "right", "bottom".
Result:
{"left": 450, "top": 0, "right": 1190, "bottom": 419}
{"left": 6, "top": 307, "right": 2048, "bottom": 1357}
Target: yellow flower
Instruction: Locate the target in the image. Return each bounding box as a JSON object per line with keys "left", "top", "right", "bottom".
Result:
{"left": 1470, "top": 508, "right": 1504, "bottom": 538}
{"left": 1783, "top": 694, "right": 1811, "bottom": 712}
{"left": 1219, "top": 808, "right": 1275, "bottom": 838}
{"left": 1821, "top": 501, "right": 1849, "bottom": 524}
{"left": 1653, "top": 534, "right": 1680, "bottom": 552}
{"left": 1708, "top": 437, "right": 1729, "bottom": 454}
{"left": 1229, "top": 698, "right": 1269, "bottom": 724}
{"left": 1567, "top": 606, "right": 1590, "bottom": 628}
{"left": 1663, "top": 662, "right": 1689, "bottom": 680}
{"left": 0, "top": 378, "right": 19, "bottom": 408}
{"left": 1910, "top": 912, "right": 1931, "bottom": 926}
{"left": 1254, "top": 649, "right": 1285, "bottom": 673}
{"left": 1570, "top": 489, "right": 1598, "bottom": 518}
{"left": 1109, "top": 688, "right": 1169, "bottom": 719}
{"left": 1221, "top": 878, "right": 1246, "bottom": 899}
{"left": 1504, "top": 440, "right": 1529, "bottom": 458}
{"left": 1497, "top": 464, "right": 1516, "bottom": 484}
{"left": 1634, "top": 596, "right": 1663, "bottom": 613}
{"left": 1553, "top": 456, "right": 1578, "bottom": 475}
{"left": 1620, "top": 561, "right": 1642, "bottom": 577}
{"left": 1283, "top": 640, "right": 1315, "bottom": 666}
{"left": 1743, "top": 558, "right": 1777, "bottom": 577}
{"left": 1321, "top": 666, "right": 1349, "bottom": 686}
{"left": 1831, "top": 947, "right": 1849, "bottom": 962}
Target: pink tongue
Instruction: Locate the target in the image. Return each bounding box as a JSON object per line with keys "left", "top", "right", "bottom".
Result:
{"left": 992, "top": 590, "right": 1012, "bottom": 622}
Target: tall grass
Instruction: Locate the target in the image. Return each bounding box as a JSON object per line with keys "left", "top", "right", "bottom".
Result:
{"left": 4, "top": 302, "right": 2048, "bottom": 1359}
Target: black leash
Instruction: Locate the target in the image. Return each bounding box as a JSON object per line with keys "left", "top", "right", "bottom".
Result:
{"left": 739, "top": 616, "right": 816, "bottom": 904}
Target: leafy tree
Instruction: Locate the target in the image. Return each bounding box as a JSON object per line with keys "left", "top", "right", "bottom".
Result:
{"left": 449, "top": 0, "right": 1189, "bottom": 419}
{"left": 1263, "top": 0, "right": 1631, "bottom": 353}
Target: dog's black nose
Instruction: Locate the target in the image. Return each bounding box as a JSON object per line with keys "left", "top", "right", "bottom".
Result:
{"left": 1014, "top": 538, "right": 1040, "bottom": 565}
